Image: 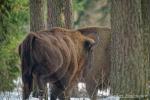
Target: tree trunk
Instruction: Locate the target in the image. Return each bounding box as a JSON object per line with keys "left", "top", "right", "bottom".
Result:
{"left": 47, "top": 0, "right": 73, "bottom": 29}
{"left": 141, "top": 0, "right": 150, "bottom": 98}
{"left": 30, "top": 0, "right": 45, "bottom": 32}
{"left": 64, "top": 0, "right": 73, "bottom": 29}
{"left": 47, "top": 0, "right": 74, "bottom": 98}
{"left": 110, "top": 0, "right": 148, "bottom": 99}
{"left": 30, "top": 0, "right": 46, "bottom": 99}
{"left": 141, "top": 0, "right": 150, "bottom": 33}
{"left": 47, "top": 0, "right": 64, "bottom": 29}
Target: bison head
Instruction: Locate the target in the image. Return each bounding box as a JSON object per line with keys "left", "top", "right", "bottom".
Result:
{"left": 75, "top": 27, "right": 100, "bottom": 70}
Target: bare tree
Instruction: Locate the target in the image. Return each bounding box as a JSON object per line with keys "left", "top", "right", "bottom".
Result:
{"left": 110, "top": 0, "right": 148, "bottom": 99}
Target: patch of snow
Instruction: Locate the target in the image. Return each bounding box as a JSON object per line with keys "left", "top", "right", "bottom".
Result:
{"left": 78, "top": 83, "right": 86, "bottom": 91}
{"left": 101, "top": 96, "right": 120, "bottom": 100}
{"left": 0, "top": 92, "right": 120, "bottom": 100}
{"left": 0, "top": 78, "right": 120, "bottom": 100}
{"left": 98, "top": 88, "right": 110, "bottom": 96}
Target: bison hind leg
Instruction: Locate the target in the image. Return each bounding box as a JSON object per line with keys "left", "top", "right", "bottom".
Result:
{"left": 22, "top": 74, "right": 33, "bottom": 100}
{"left": 51, "top": 85, "right": 64, "bottom": 100}
{"left": 35, "top": 76, "right": 47, "bottom": 100}
{"left": 50, "top": 81, "right": 65, "bottom": 100}
{"left": 51, "top": 78, "right": 73, "bottom": 100}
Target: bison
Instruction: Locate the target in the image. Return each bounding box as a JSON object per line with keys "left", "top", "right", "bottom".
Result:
{"left": 19, "top": 27, "right": 100, "bottom": 100}
{"left": 82, "top": 27, "right": 111, "bottom": 100}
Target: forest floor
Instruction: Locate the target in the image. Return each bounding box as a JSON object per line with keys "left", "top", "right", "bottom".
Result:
{"left": 0, "top": 78, "right": 120, "bottom": 100}
{"left": 0, "top": 91, "right": 119, "bottom": 100}
{"left": 0, "top": 88, "right": 119, "bottom": 100}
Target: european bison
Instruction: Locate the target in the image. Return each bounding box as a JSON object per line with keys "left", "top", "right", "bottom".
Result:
{"left": 82, "top": 27, "right": 111, "bottom": 100}
{"left": 19, "top": 27, "right": 99, "bottom": 100}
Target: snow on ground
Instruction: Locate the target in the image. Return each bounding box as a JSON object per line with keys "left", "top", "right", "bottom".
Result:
{"left": 0, "top": 88, "right": 120, "bottom": 100}
{"left": 0, "top": 90, "right": 119, "bottom": 100}
{"left": 0, "top": 78, "right": 120, "bottom": 100}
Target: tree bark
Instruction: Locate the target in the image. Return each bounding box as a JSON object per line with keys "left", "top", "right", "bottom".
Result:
{"left": 141, "top": 0, "right": 150, "bottom": 33}
{"left": 47, "top": 0, "right": 74, "bottom": 98}
{"left": 110, "top": 0, "right": 148, "bottom": 99}
{"left": 64, "top": 0, "right": 73, "bottom": 29}
{"left": 30, "top": 0, "right": 45, "bottom": 32}
{"left": 30, "top": 0, "right": 46, "bottom": 99}
{"left": 141, "top": 0, "right": 150, "bottom": 97}
{"left": 47, "top": 0, "right": 64, "bottom": 29}
{"left": 47, "top": 0, "right": 73, "bottom": 29}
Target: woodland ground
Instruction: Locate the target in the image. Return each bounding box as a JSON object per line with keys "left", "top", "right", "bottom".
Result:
{"left": 0, "top": 78, "right": 119, "bottom": 100}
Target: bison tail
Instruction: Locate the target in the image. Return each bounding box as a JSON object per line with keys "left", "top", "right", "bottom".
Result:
{"left": 19, "top": 33, "right": 36, "bottom": 92}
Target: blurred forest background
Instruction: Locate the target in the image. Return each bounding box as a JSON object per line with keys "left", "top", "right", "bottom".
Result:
{"left": 0, "top": 0, "right": 150, "bottom": 100}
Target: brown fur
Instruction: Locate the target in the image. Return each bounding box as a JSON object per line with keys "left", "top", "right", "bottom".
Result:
{"left": 82, "top": 27, "right": 111, "bottom": 100}
{"left": 19, "top": 27, "right": 98, "bottom": 100}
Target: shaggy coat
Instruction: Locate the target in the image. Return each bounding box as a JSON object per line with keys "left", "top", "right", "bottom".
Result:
{"left": 19, "top": 27, "right": 98, "bottom": 100}
{"left": 82, "top": 27, "right": 111, "bottom": 100}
